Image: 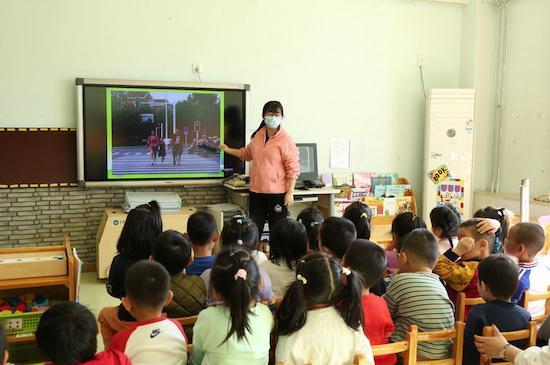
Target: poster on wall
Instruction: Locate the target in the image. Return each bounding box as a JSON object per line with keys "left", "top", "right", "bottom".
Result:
{"left": 436, "top": 177, "right": 464, "bottom": 214}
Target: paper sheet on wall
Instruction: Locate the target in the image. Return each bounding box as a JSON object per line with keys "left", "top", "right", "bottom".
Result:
{"left": 330, "top": 139, "right": 350, "bottom": 169}
{"left": 350, "top": 139, "right": 368, "bottom": 170}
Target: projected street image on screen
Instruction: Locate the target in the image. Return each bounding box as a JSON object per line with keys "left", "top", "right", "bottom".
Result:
{"left": 106, "top": 88, "right": 224, "bottom": 179}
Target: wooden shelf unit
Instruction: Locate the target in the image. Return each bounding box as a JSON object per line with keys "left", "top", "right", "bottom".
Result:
{"left": 0, "top": 234, "right": 77, "bottom": 346}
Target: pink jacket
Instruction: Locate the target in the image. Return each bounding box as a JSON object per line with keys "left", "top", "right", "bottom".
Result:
{"left": 240, "top": 126, "right": 300, "bottom": 194}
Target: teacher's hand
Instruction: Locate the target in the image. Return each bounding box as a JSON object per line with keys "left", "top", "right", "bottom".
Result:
{"left": 474, "top": 325, "right": 508, "bottom": 358}
{"left": 284, "top": 191, "right": 294, "bottom": 207}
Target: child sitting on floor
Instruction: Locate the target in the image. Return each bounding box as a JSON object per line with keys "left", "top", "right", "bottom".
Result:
{"left": 345, "top": 239, "right": 396, "bottom": 365}
{"left": 463, "top": 254, "right": 531, "bottom": 365}
{"left": 504, "top": 222, "right": 549, "bottom": 318}
{"left": 186, "top": 211, "right": 219, "bottom": 276}
{"left": 110, "top": 261, "right": 188, "bottom": 365}
{"left": 275, "top": 252, "right": 374, "bottom": 365}
{"left": 190, "top": 248, "right": 274, "bottom": 364}
{"left": 384, "top": 229, "right": 455, "bottom": 360}
{"left": 36, "top": 302, "right": 130, "bottom": 365}
{"left": 151, "top": 230, "right": 206, "bottom": 318}
{"left": 100, "top": 200, "right": 162, "bottom": 347}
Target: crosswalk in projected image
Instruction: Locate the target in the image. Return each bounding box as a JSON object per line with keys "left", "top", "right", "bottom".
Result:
{"left": 111, "top": 146, "right": 221, "bottom": 175}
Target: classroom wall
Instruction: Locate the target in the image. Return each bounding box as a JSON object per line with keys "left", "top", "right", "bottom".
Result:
{"left": 460, "top": 0, "right": 499, "bottom": 193}
{"left": 497, "top": 0, "right": 550, "bottom": 197}
{"left": 0, "top": 0, "right": 465, "bottom": 196}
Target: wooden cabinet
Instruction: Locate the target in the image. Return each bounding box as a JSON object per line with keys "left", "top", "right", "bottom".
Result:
{"left": 95, "top": 207, "right": 197, "bottom": 279}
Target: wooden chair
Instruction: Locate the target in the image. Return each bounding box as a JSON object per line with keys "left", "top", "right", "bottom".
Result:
{"left": 372, "top": 338, "right": 416, "bottom": 365}
{"left": 174, "top": 314, "right": 199, "bottom": 326}
{"left": 408, "top": 321, "right": 465, "bottom": 365}
{"left": 521, "top": 290, "right": 550, "bottom": 323}
{"left": 456, "top": 292, "right": 485, "bottom": 322}
{"left": 480, "top": 321, "right": 537, "bottom": 365}
{"left": 276, "top": 354, "right": 370, "bottom": 365}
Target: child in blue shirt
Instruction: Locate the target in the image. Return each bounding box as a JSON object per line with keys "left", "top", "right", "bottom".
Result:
{"left": 185, "top": 211, "right": 219, "bottom": 276}
{"left": 463, "top": 254, "right": 531, "bottom": 365}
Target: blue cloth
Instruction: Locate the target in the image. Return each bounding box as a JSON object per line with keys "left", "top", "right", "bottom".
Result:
{"left": 512, "top": 261, "right": 538, "bottom": 302}
{"left": 186, "top": 256, "right": 217, "bottom": 276}
{"left": 463, "top": 300, "right": 531, "bottom": 365}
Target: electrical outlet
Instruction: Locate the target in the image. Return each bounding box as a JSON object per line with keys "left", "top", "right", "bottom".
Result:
{"left": 6, "top": 318, "right": 23, "bottom": 330}
{"left": 192, "top": 63, "right": 202, "bottom": 73}
{"left": 417, "top": 54, "right": 425, "bottom": 67}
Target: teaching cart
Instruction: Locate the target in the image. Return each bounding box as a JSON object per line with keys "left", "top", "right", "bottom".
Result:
{"left": 95, "top": 207, "right": 196, "bottom": 279}
{"left": 223, "top": 184, "right": 341, "bottom": 218}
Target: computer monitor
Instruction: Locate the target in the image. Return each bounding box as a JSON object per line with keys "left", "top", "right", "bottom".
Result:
{"left": 297, "top": 143, "right": 318, "bottom": 182}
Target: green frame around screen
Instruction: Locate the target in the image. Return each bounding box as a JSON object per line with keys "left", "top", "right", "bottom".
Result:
{"left": 106, "top": 87, "right": 224, "bottom": 179}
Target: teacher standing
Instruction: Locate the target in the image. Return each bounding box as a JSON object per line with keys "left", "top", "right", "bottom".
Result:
{"left": 221, "top": 101, "right": 300, "bottom": 234}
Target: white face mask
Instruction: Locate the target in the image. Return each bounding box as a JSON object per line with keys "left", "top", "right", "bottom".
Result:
{"left": 264, "top": 116, "right": 282, "bottom": 129}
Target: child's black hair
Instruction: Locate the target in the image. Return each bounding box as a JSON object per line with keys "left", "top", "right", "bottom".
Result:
{"left": 430, "top": 205, "right": 459, "bottom": 248}
{"left": 269, "top": 218, "right": 308, "bottom": 270}
{"left": 220, "top": 216, "right": 259, "bottom": 251}
{"left": 211, "top": 247, "right": 260, "bottom": 343}
{"left": 458, "top": 219, "right": 496, "bottom": 249}
{"left": 251, "top": 101, "right": 284, "bottom": 138}
{"left": 125, "top": 260, "right": 171, "bottom": 309}
{"left": 344, "top": 239, "right": 387, "bottom": 289}
{"left": 474, "top": 206, "right": 509, "bottom": 253}
{"left": 510, "top": 222, "right": 546, "bottom": 258}
{"left": 343, "top": 201, "right": 372, "bottom": 239}
{"left": 36, "top": 302, "right": 98, "bottom": 365}
{"left": 319, "top": 216, "right": 357, "bottom": 259}
{"left": 445, "top": 203, "right": 464, "bottom": 223}
{"left": 187, "top": 211, "right": 218, "bottom": 246}
{"left": 276, "top": 252, "right": 363, "bottom": 336}
{"left": 0, "top": 326, "right": 6, "bottom": 364}
{"left": 152, "top": 230, "right": 192, "bottom": 275}
{"left": 116, "top": 200, "right": 162, "bottom": 259}
{"left": 400, "top": 229, "right": 439, "bottom": 268}
{"left": 478, "top": 254, "right": 519, "bottom": 300}
{"left": 391, "top": 212, "right": 427, "bottom": 252}
{"left": 297, "top": 207, "right": 324, "bottom": 251}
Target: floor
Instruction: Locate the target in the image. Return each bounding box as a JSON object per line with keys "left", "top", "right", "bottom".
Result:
{"left": 79, "top": 272, "right": 119, "bottom": 351}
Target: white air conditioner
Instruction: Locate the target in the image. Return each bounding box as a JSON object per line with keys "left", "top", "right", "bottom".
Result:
{"left": 423, "top": 89, "right": 476, "bottom": 220}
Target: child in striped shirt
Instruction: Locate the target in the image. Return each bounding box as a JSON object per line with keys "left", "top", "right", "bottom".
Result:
{"left": 384, "top": 229, "right": 455, "bottom": 360}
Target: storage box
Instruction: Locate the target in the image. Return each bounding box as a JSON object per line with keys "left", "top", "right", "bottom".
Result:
{"left": 0, "top": 250, "right": 67, "bottom": 280}
{"left": 0, "top": 311, "right": 43, "bottom": 336}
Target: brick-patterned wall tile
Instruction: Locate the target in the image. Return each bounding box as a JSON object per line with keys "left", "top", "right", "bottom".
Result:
{"left": 0, "top": 186, "right": 227, "bottom": 264}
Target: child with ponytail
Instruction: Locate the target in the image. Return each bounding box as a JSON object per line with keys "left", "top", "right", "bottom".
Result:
{"left": 430, "top": 205, "right": 460, "bottom": 254}
{"left": 297, "top": 207, "right": 324, "bottom": 252}
{"left": 275, "top": 253, "right": 375, "bottom": 365}
{"left": 190, "top": 248, "right": 273, "bottom": 365}
{"left": 201, "top": 216, "right": 273, "bottom": 305}
{"left": 343, "top": 201, "right": 372, "bottom": 240}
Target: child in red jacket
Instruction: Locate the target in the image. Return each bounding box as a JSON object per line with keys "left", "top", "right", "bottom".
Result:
{"left": 345, "top": 239, "right": 396, "bottom": 365}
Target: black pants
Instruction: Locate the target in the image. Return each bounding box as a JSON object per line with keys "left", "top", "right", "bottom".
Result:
{"left": 249, "top": 192, "right": 288, "bottom": 235}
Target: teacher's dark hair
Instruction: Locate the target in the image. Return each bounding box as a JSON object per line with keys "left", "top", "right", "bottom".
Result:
{"left": 251, "top": 101, "right": 284, "bottom": 138}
